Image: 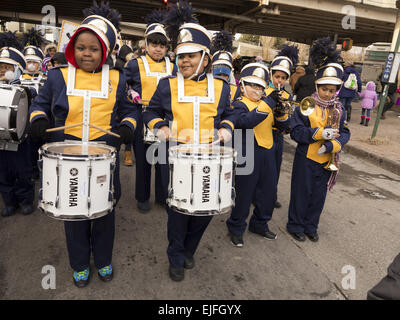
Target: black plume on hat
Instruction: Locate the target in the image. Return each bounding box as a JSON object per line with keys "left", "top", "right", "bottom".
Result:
{"left": 277, "top": 44, "right": 299, "bottom": 67}
{"left": 145, "top": 9, "right": 167, "bottom": 26}
{"left": 310, "top": 37, "right": 341, "bottom": 69}
{"left": 22, "top": 27, "right": 45, "bottom": 48}
{"left": 0, "top": 31, "right": 23, "bottom": 51}
{"left": 211, "top": 30, "right": 233, "bottom": 55}
{"left": 163, "top": 0, "right": 198, "bottom": 50}
{"left": 82, "top": 0, "right": 122, "bottom": 31}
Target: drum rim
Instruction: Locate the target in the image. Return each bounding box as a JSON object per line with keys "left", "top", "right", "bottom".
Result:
{"left": 39, "top": 207, "right": 111, "bottom": 221}
{"left": 40, "top": 141, "right": 116, "bottom": 160}
{"left": 0, "top": 85, "right": 31, "bottom": 144}
{"left": 167, "top": 203, "right": 233, "bottom": 216}
{"left": 169, "top": 147, "right": 237, "bottom": 160}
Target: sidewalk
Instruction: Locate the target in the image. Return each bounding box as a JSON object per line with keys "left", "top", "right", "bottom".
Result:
{"left": 343, "top": 100, "right": 400, "bottom": 176}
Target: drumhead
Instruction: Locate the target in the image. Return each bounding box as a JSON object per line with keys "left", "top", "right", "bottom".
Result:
{"left": 15, "top": 87, "right": 30, "bottom": 140}
{"left": 41, "top": 142, "right": 115, "bottom": 159}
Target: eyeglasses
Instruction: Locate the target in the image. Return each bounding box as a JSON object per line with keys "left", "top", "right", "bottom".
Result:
{"left": 244, "top": 82, "right": 264, "bottom": 90}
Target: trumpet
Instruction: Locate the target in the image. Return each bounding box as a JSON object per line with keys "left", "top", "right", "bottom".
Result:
{"left": 276, "top": 95, "right": 316, "bottom": 117}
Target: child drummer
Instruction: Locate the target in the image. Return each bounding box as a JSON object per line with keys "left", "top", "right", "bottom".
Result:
{"left": 143, "top": 2, "right": 235, "bottom": 281}
{"left": 0, "top": 35, "right": 35, "bottom": 217}
{"left": 29, "top": 2, "right": 138, "bottom": 287}
{"left": 226, "top": 63, "right": 287, "bottom": 247}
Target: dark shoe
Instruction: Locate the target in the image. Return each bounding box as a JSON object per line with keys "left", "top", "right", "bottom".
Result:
{"left": 274, "top": 201, "right": 282, "bottom": 208}
{"left": 289, "top": 232, "right": 306, "bottom": 242}
{"left": 98, "top": 265, "right": 113, "bottom": 282}
{"left": 365, "top": 119, "right": 370, "bottom": 127}
{"left": 169, "top": 265, "right": 184, "bottom": 282}
{"left": 305, "top": 233, "right": 319, "bottom": 242}
{"left": 184, "top": 255, "right": 195, "bottom": 269}
{"left": 137, "top": 200, "right": 150, "bottom": 212}
{"left": 21, "top": 203, "right": 34, "bottom": 215}
{"left": 229, "top": 233, "right": 244, "bottom": 247}
{"left": 360, "top": 117, "right": 365, "bottom": 125}
{"left": 249, "top": 228, "right": 277, "bottom": 240}
{"left": 1, "top": 206, "right": 17, "bottom": 217}
{"left": 73, "top": 268, "right": 90, "bottom": 288}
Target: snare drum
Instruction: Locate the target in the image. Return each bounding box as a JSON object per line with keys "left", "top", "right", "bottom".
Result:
{"left": 0, "top": 84, "right": 31, "bottom": 144}
{"left": 38, "top": 141, "right": 116, "bottom": 221}
{"left": 167, "top": 144, "right": 236, "bottom": 216}
{"left": 143, "top": 125, "right": 160, "bottom": 144}
{"left": 20, "top": 76, "right": 46, "bottom": 94}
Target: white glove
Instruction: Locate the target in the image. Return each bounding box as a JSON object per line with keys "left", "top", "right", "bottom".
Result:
{"left": 322, "top": 128, "right": 337, "bottom": 140}
{"left": 218, "top": 128, "right": 232, "bottom": 143}
{"left": 317, "top": 145, "right": 327, "bottom": 155}
{"left": 156, "top": 126, "right": 170, "bottom": 142}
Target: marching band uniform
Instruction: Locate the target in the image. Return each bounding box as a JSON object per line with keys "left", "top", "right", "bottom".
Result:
{"left": 21, "top": 45, "right": 45, "bottom": 179}
{"left": 124, "top": 21, "right": 177, "bottom": 211}
{"left": 210, "top": 31, "right": 237, "bottom": 103}
{"left": 287, "top": 38, "right": 350, "bottom": 242}
{"left": 22, "top": 46, "right": 44, "bottom": 78}
{"left": 265, "top": 45, "right": 298, "bottom": 208}
{"left": 29, "top": 8, "right": 138, "bottom": 287}
{"left": 0, "top": 46, "right": 35, "bottom": 217}
{"left": 226, "top": 63, "right": 289, "bottom": 247}
{"left": 143, "top": 21, "right": 235, "bottom": 281}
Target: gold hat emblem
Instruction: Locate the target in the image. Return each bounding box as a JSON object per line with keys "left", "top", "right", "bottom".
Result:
{"left": 323, "top": 66, "right": 338, "bottom": 77}
{"left": 0, "top": 49, "right": 10, "bottom": 58}
{"left": 279, "top": 59, "right": 290, "bottom": 69}
{"left": 154, "top": 25, "right": 166, "bottom": 35}
{"left": 88, "top": 18, "right": 108, "bottom": 35}
{"left": 253, "top": 67, "right": 265, "bottom": 79}
{"left": 219, "top": 52, "right": 230, "bottom": 61}
{"left": 178, "top": 29, "right": 193, "bottom": 44}
{"left": 26, "top": 47, "right": 36, "bottom": 55}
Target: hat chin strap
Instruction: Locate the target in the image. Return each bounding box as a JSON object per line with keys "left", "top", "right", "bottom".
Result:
{"left": 188, "top": 51, "right": 206, "bottom": 80}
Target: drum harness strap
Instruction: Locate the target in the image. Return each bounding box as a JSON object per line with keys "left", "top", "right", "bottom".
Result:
{"left": 61, "top": 63, "right": 112, "bottom": 211}
{"left": 141, "top": 55, "right": 172, "bottom": 140}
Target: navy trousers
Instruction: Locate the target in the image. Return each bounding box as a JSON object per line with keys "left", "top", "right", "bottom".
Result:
{"left": 63, "top": 152, "right": 121, "bottom": 271}
{"left": 287, "top": 150, "right": 331, "bottom": 234}
{"left": 133, "top": 112, "right": 165, "bottom": 203}
{"left": 159, "top": 148, "right": 213, "bottom": 268}
{"left": 64, "top": 210, "right": 115, "bottom": 271}
{"left": 0, "top": 139, "right": 34, "bottom": 207}
{"left": 226, "top": 144, "right": 277, "bottom": 236}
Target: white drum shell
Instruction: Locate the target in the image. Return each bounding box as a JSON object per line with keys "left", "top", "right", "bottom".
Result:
{"left": 39, "top": 142, "right": 116, "bottom": 220}
{"left": 0, "top": 84, "right": 29, "bottom": 142}
{"left": 167, "top": 145, "right": 236, "bottom": 216}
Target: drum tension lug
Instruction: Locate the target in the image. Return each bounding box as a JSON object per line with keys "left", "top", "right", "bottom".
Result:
{"left": 55, "top": 196, "right": 60, "bottom": 209}
{"left": 190, "top": 193, "right": 194, "bottom": 205}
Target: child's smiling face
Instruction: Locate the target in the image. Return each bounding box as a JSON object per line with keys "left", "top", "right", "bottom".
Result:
{"left": 74, "top": 31, "right": 103, "bottom": 72}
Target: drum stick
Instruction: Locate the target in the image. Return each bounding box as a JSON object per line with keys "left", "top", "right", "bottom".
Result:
{"left": 211, "top": 139, "right": 221, "bottom": 145}
{"left": 88, "top": 124, "right": 121, "bottom": 138}
{"left": 46, "top": 123, "right": 83, "bottom": 133}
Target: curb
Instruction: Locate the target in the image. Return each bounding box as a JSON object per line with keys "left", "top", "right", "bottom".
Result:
{"left": 283, "top": 137, "right": 400, "bottom": 176}
{"left": 343, "top": 144, "right": 400, "bottom": 176}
